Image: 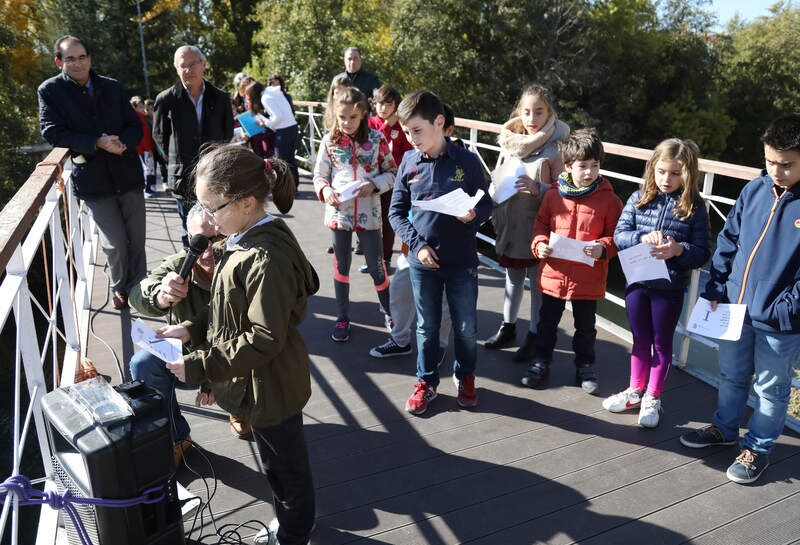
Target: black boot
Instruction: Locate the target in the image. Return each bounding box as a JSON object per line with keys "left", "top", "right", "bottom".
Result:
{"left": 484, "top": 322, "right": 517, "bottom": 349}
{"left": 576, "top": 365, "right": 599, "bottom": 394}
{"left": 521, "top": 360, "right": 550, "bottom": 388}
{"left": 512, "top": 331, "right": 537, "bottom": 362}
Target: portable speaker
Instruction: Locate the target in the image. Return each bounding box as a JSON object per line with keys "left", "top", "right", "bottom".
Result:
{"left": 40, "top": 379, "right": 185, "bottom": 545}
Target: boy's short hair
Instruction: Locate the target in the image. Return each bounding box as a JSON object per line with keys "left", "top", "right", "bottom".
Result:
{"left": 373, "top": 84, "right": 401, "bottom": 107}
{"left": 559, "top": 128, "right": 605, "bottom": 164}
{"left": 761, "top": 113, "right": 800, "bottom": 152}
{"left": 442, "top": 103, "right": 455, "bottom": 131}
{"left": 397, "top": 90, "right": 444, "bottom": 124}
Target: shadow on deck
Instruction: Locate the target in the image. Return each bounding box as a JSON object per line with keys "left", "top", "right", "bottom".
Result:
{"left": 85, "top": 174, "right": 800, "bottom": 545}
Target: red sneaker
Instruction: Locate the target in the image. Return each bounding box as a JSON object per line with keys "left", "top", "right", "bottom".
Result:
{"left": 453, "top": 374, "right": 478, "bottom": 408}
{"left": 405, "top": 381, "right": 437, "bottom": 415}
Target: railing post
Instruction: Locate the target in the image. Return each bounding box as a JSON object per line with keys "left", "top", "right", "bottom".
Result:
{"left": 678, "top": 171, "right": 716, "bottom": 366}
{"left": 308, "top": 105, "right": 316, "bottom": 166}
{"left": 7, "top": 246, "right": 53, "bottom": 477}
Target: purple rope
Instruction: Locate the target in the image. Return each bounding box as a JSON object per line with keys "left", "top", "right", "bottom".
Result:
{"left": 1, "top": 474, "right": 166, "bottom": 545}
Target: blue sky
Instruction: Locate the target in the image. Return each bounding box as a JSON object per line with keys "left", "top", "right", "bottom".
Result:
{"left": 710, "top": 0, "right": 790, "bottom": 26}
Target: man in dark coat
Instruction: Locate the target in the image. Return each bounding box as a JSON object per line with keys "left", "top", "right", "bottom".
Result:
{"left": 152, "top": 45, "right": 233, "bottom": 247}
{"left": 332, "top": 46, "right": 382, "bottom": 99}
{"left": 38, "top": 35, "right": 146, "bottom": 310}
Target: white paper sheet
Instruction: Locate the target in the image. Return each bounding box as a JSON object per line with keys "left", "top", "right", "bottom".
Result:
{"left": 336, "top": 180, "right": 362, "bottom": 202}
{"left": 548, "top": 232, "right": 596, "bottom": 267}
{"left": 618, "top": 243, "right": 670, "bottom": 285}
{"left": 490, "top": 157, "right": 526, "bottom": 204}
{"left": 131, "top": 318, "right": 183, "bottom": 363}
{"left": 412, "top": 189, "right": 485, "bottom": 218}
{"left": 686, "top": 297, "right": 747, "bottom": 341}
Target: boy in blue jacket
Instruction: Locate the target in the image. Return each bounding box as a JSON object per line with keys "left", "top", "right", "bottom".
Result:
{"left": 681, "top": 113, "right": 800, "bottom": 484}
{"left": 389, "top": 91, "right": 492, "bottom": 415}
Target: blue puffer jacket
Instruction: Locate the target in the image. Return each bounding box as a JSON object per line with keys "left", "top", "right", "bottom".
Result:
{"left": 614, "top": 189, "right": 710, "bottom": 290}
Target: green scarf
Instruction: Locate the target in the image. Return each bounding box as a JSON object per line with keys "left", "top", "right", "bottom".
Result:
{"left": 557, "top": 171, "right": 603, "bottom": 198}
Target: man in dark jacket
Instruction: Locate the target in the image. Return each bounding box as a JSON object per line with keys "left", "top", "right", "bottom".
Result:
{"left": 152, "top": 45, "right": 233, "bottom": 247}
{"left": 38, "top": 35, "right": 146, "bottom": 310}
{"left": 333, "top": 46, "right": 382, "bottom": 99}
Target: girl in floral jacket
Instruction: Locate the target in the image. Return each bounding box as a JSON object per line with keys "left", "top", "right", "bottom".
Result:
{"left": 313, "top": 87, "right": 396, "bottom": 342}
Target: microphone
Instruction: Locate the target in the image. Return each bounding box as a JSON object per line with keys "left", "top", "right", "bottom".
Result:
{"left": 178, "top": 234, "right": 210, "bottom": 280}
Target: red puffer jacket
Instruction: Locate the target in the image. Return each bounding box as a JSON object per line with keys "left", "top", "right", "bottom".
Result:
{"left": 531, "top": 177, "right": 623, "bottom": 300}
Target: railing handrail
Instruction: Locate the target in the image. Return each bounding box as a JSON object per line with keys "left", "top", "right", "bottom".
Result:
{"left": 0, "top": 148, "right": 71, "bottom": 273}
{"left": 294, "top": 100, "right": 762, "bottom": 182}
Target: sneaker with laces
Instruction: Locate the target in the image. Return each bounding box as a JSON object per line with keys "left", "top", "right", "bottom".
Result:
{"left": 602, "top": 387, "right": 643, "bottom": 413}
{"left": 680, "top": 425, "right": 738, "bottom": 448}
{"left": 405, "top": 381, "right": 437, "bottom": 415}
{"left": 369, "top": 337, "right": 412, "bottom": 358}
{"left": 453, "top": 374, "right": 478, "bottom": 408}
{"left": 331, "top": 320, "right": 351, "bottom": 342}
{"left": 726, "top": 448, "right": 769, "bottom": 484}
{"left": 637, "top": 395, "right": 661, "bottom": 428}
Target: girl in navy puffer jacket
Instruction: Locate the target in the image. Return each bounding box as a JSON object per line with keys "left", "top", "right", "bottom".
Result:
{"left": 604, "top": 139, "right": 710, "bottom": 428}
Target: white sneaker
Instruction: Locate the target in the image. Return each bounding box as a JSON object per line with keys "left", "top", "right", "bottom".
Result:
{"left": 253, "top": 518, "right": 279, "bottom": 544}
{"left": 637, "top": 395, "right": 662, "bottom": 428}
{"left": 602, "top": 387, "right": 643, "bottom": 413}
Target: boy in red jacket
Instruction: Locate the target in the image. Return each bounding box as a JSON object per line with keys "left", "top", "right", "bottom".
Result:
{"left": 523, "top": 128, "right": 623, "bottom": 393}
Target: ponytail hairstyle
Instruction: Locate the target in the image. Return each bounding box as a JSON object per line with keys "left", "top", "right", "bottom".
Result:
{"left": 330, "top": 87, "right": 370, "bottom": 145}
{"left": 637, "top": 138, "right": 701, "bottom": 220}
{"left": 245, "top": 80, "right": 265, "bottom": 115}
{"left": 195, "top": 144, "right": 295, "bottom": 214}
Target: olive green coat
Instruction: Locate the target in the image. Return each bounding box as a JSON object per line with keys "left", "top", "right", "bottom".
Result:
{"left": 182, "top": 218, "right": 319, "bottom": 427}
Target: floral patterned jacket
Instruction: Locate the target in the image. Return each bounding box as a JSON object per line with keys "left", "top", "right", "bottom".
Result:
{"left": 313, "top": 129, "right": 396, "bottom": 231}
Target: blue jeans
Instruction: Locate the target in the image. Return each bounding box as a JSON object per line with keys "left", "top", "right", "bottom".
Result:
{"left": 712, "top": 324, "right": 800, "bottom": 454}
{"left": 409, "top": 265, "right": 478, "bottom": 388}
{"left": 129, "top": 349, "right": 192, "bottom": 442}
{"left": 274, "top": 124, "right": 299, "bottom": 186}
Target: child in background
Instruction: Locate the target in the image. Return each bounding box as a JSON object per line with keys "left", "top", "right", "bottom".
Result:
{"left": 681, "top": 113, "right": 800, "bottom": 484}
{"left": 130, "top": 96, "right": 156, "bottom": 196}
{"left": 368, "top": 105, "right": 460, "bottom": 360}
{"left": 368, "top": 84, "right": 414, "bottom": 271}
{"left": 390, "top": 90, "right": 492, "bottom": 415}
{"left": 605, "top": 138, "right": 710, "bottom": 428}
{"left": 262, "top": 75, "right": 300, "bottom": 187}
{"left": 313, "top": 87, "right": 396, "bottom": 342}
{"left": 244, "top": 80, "right": 276, "bottom": 161}
{"left": 160, "top": 145, "right": 316, "bottom": 545}
{"left": 484, "top": 84, "right": 569, "bottom": 361}
{"left": 523, "top": 128, "right": 622, "bottom": 393}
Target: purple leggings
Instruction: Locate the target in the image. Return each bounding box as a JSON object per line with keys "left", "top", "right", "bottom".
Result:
{"left": 625, "top": 284, "right": 684, "bottom": 397}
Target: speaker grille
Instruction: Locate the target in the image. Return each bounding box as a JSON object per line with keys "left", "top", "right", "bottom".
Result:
{"left": 51, "top": 456, "right": 100, "bottom": 545}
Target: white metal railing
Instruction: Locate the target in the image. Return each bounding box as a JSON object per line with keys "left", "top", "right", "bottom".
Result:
{"left": 0, "top": 148, "right": 99, "bottom": 545}
{"left": 293, "top": 100, "right": 799, "bottom": 433}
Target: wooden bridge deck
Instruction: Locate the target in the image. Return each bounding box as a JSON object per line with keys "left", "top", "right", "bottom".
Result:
{"left": 85, "top": 173, "right": 800, "bottom": 545}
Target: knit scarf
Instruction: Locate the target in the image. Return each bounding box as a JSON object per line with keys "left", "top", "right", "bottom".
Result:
{"left": 557, "top": 171, "right": 603, "bottom": 198}
{"left": 497, "top": 114, "right": 557, "bottom": 158}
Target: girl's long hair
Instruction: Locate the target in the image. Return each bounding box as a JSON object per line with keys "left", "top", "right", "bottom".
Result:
{"left": 246, "top": 81, "right": 265, "bottom": 115}
{"left": 637, "top": 138, "right": 702, "bottom": 220}
{"left": 510, "top": 83, "right": 555, "bottom": 124}
{"left": 324, "top": 74, "right": 352, "bottom": 132}
{"left": 330, "top": 87, "right": 370, "bottom": 145}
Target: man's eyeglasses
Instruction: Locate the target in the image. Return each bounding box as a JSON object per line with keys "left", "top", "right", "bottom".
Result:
{"left": 63, "top": 54, "right": 89, "bottom": 64}
{"left": 199, "top": 196, "right": 239, "bottom": 219}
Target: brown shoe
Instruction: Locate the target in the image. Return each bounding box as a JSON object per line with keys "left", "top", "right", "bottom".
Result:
{"left": 173, "top": 436, "right": 192, "bottom": 466}
{"left": 229, "top": 414, "right": 252, "bottom": 438}
{"left": 112, "top": 291, "right": 128, "bottom": 310}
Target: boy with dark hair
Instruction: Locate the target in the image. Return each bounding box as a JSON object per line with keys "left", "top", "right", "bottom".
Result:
{"left": 389, "top": 90, "right": 492, "bottom": 415}
{"left": 524, "top": 128, "right": 622, "bottom": 393}
{"left": 681, "top": 113, "right": 800, "bottom": 484}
